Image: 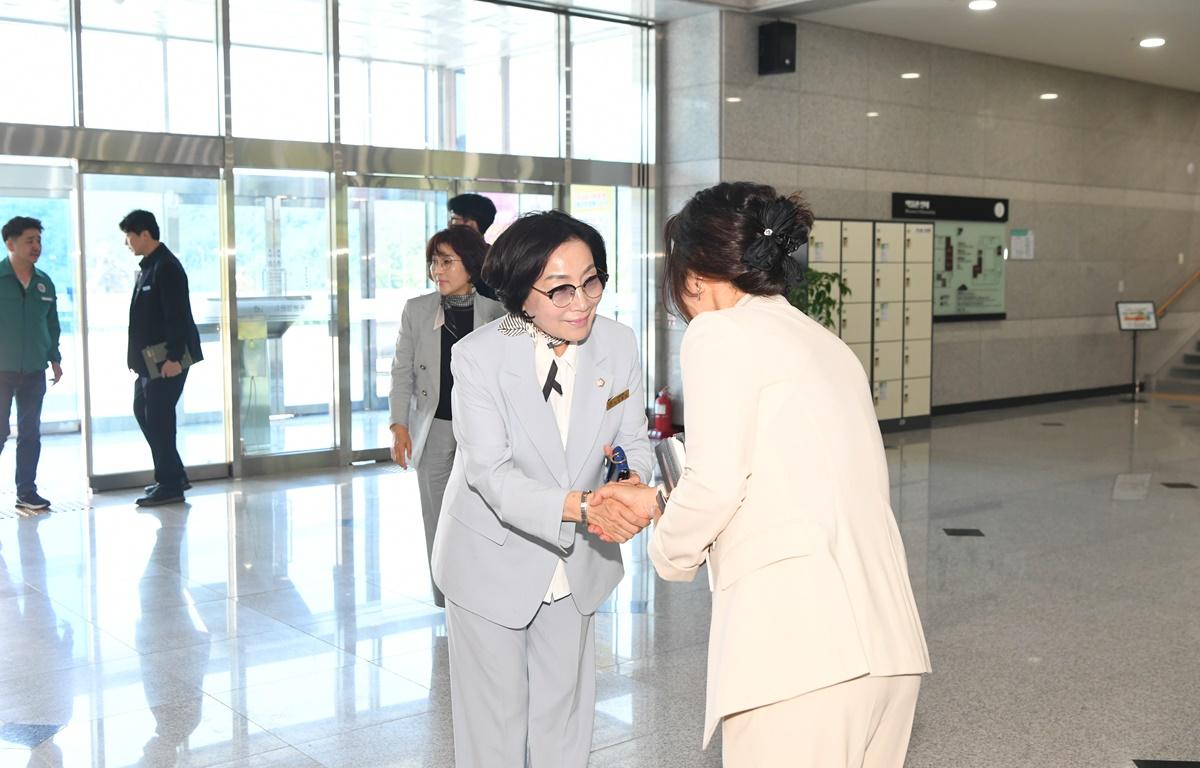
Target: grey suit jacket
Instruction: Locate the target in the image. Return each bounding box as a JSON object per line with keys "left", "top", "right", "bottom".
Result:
{"left": 388, "top": 291, "right": 505, "bottom": 469}
{"left": 431, "top": 315, "right": 653, "bottom": 629}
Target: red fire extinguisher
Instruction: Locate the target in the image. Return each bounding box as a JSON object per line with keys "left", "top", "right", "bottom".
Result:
{"left": 650, "top": 388, "right": 674, "bottom": 439}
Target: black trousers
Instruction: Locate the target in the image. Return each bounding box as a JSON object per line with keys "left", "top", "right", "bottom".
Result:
{"left": 133, "top": 370, "right": 189, "bottom": 489}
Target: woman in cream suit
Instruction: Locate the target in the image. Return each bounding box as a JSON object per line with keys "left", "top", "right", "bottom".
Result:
{"left": 594, "top": 182, "right": 931, "bottom": 767}
{"left": 388, "top": 225, "right": 504, "bottom": 608}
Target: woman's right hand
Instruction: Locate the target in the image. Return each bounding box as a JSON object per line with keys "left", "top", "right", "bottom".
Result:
{"left": 390, "top": 424, "right": 413, "bottom": 469}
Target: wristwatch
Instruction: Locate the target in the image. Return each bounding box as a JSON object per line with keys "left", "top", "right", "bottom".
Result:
{"left": 580, "top": 490, "right": 592, "bottom": 527}
{"left": 655, "top": 485, "right": 668, "bottom": 514}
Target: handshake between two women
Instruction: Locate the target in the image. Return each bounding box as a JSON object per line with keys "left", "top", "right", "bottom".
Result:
{"left": 582, "top": 476, "right": 664, "bottom": 544}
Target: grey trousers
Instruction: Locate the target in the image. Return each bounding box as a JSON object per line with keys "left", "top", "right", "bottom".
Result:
{"left": 444, "top": 597, "right": 596, "bottom": 768}
{"left": 416, "top": 418, "right": 456, "bottom": 608}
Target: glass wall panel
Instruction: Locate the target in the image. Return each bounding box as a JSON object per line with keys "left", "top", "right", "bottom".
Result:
{"left": 346, "top": 186, "right": 446, "bottom": 451}
{"left": 477, "top": 190, "right": 555, "bottom": 241}
{"left": 230, "top": 0, "right": 328, "bottom": 142}
{"left": 0, "top": 2, "right": 73, "bottom": 126}
{"left": 81, "top": 0, "right": 219, "bottom": 134}
{"left": 80, "top": 173, "right": 226, "bottom": 476}
{"left": 338, "top": 0, "right": 558, "bottom": 155}
{"left": 572, "top": 18, "right": 650, "bottom": 163}
{"left": 570, "top": 184, "right": 655, "bottom": 391}
{"left": 0, "top": 158, "right": 78, "bottom": 431}
{"left": 233, "top": 170, "right": 334, "bottom": 455}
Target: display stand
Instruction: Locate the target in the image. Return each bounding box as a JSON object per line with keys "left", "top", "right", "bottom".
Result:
{"left": 1115, "top": 301, "right": 1158, "bottom": 403}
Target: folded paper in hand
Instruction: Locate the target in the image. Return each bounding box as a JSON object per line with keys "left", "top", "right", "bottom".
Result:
{"left": 142, "top": 343, "right": 194, "bottom": 380}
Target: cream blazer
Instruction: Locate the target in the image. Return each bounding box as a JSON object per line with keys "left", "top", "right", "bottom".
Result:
{"left": 649, "top": 294, "right": 931, "bottom": 747}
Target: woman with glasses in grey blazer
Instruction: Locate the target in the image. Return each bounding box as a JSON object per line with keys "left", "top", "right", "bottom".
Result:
{"left": 431, "top": 211, "right": 654, "bottom": 768}
{"left": 388, "top": 226, "right": 505, "bottom": 608}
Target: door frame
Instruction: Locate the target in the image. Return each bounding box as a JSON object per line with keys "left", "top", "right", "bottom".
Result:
{"left": 76, "top": 162, "right": 232, "bottom": 491}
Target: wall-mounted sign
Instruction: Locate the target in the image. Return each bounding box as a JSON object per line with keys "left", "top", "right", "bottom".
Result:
{"left": 892, "top": 193, "right": 1009, "bottom": 223}
{"left": 1116, "top": 301, "right": 1158, "bottom": 331}
{"left": 934, "top": 221, "right": 1007, "bottom": 321}
{"left": 1010, "top": 228, "right": 1034, "bottom": 261}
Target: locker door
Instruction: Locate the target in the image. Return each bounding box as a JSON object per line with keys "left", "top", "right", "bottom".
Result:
{"left": 903, "top": 377, "right": 931, "bottom": 418}
{"left": 809, "top": 220, "right": 842, "bottom": 266}
{"left": 875, "top": 263, "right": 903, "bottom": 303}
{"left": 840, "top": 302, "right": 873, "bottom": 344}
{"left": 841, "top": 262, "right": 874, "bottom": 304}
{"left": 904, "top": 262, "right": 933, "bottom": 302}
{"left": 874, "top": 379, "right": 902, "bottom": 420}
{"left": 874, "top": 341, "right": 902, "bottom": 382}
{"left": 875, "top": 301, "right": 903, "bottom": 342}
{"left": 903, "top": 338, "right": 932, "bottom": 380}
{"left": 904, "top": 301, "right": 932, "bottom": 340}
{"left": 874, "top": 222, "right": 904, "bottom": 264}
{"left": 904, "top": 222, "right": 934, "bottom": 263}
{"left": 848, "top": 342, "right": 871, "bottom": 378}
{"left": 841, "top": 221, "right": 873, "bottom": 263}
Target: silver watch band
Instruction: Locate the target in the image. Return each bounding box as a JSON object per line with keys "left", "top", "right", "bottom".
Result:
{"left": 580, "top": 490, "right": 592, "bottom": 526}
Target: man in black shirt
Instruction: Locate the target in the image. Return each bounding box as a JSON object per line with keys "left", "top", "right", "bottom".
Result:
{"left": 121, "top": 210, "right": 203, "bottom": 507}
{"left": 448, "top": 193, "right": 499, "bottom": 300}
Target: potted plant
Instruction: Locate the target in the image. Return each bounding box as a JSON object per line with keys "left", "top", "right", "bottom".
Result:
{"left": 787, "top": 267, "right": 851, "bottom": 330}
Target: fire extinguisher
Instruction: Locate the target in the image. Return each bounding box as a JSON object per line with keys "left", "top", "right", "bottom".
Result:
{"left": 650, "top": 388, "right": 674, "bottom": 439}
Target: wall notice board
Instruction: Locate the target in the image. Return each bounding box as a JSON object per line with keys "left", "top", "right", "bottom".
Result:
{"left": 933, "top": 221, "right": 1007, "bottom": 320}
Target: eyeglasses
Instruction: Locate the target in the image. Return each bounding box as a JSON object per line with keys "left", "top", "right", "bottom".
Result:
{"left": 530, "top": 273, "right": 607, "bottom": 308}
{"left": 429, "top": 256, "right": 463, "bottom": 275}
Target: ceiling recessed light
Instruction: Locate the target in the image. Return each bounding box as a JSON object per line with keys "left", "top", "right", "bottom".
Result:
{"left": 1139, "top": 37, "right": 1166, "bottom": 48}
{"left": 1039, "top": 93, "right": 1058, "bottom": 100}
{"left": 968, "top": 0, "right": 997, "bottom": 10}
{"left": 901, "top": 72, "right": 921, "bottom": 80}
{"left": 725, "top": 96, "right": 742, "bottom": 103}
{"left": 866, "top": 111, "right": 880, "bottom": 117}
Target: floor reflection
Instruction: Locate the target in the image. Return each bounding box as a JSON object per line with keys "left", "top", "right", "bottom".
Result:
{"left": 136, "top": 510, "right": 210, "bottom": 766}
{"left": 0, "top": 397, "right": 1196, "bottom": 766}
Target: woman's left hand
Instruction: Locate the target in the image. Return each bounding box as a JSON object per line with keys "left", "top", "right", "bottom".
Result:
{"left": 603, "top": 443, "right": 641, "bottom": 485}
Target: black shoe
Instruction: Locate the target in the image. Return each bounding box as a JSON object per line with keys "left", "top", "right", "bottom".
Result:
{"left": 143, "top": 480, "right": 192, "bottom": 494}
{"left": 136, "top": 486, "right": 184, "bottom": 507}
{"left": 15, "top": 492, "right": 51, "bottom": 511}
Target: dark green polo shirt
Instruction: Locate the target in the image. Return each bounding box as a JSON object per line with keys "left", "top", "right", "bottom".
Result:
{"left": 0, "top": 257, "right": 61, "bottom": 373}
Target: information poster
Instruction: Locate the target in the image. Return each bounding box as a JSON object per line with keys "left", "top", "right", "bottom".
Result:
{"left": 1115, "top": 301, "right": 1158, "bottom": 331}
{"left": 933, "top": 221, "right": 1007, "bottom": 319}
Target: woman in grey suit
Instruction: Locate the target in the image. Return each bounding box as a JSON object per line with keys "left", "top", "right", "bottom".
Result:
{"left": 430, "top": 211, "right": 654, "bottom": 768}
{"left": 388, "top": 226, "right": 504, "bottom": 608}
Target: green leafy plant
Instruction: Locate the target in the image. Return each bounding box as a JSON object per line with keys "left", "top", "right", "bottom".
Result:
{"left": 787, "top": 267, "right": 851, "bottom": 330}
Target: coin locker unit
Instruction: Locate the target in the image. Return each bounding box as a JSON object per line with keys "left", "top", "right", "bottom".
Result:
{"left": 807, "top": 219, "right": 934, "bottom": 430}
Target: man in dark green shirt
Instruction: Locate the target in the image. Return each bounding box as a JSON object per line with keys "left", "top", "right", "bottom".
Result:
{"left": 0, "top": 216, "right": 63, "bottom": 512}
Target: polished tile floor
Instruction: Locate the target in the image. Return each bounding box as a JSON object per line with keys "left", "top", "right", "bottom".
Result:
{"left": 1, "top": 396, "right": 1198, "bottom": 767}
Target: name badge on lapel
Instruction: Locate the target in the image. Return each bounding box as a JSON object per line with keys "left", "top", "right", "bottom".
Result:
{"left": 606, "top": 389, "right": 630, "bottom": 410}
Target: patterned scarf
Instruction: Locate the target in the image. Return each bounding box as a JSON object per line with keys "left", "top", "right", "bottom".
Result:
{"left": 497, "top": 313, "right": 568, "bottom": 349}
{"left": 442, "top": 291, "right": 475, "bottom": 311}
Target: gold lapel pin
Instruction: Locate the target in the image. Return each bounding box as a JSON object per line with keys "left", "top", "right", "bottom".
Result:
{"left": 596, "top": 378, "right": 605, "bottom": 388}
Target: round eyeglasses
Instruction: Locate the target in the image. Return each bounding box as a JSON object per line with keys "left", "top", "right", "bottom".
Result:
{"left": 429, "top": 256, "right": 463, "bottom": 276}
{"left": 529, "top": 273, "right": 607, "bottom": 308}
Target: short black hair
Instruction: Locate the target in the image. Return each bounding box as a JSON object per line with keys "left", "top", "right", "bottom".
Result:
{"left": 482, "top": 210, "right": 608, "bottom": 317}
{"left": 426, "top": 226, "right": 489, "bottom": 285}
{"left": 448, "top": 193, "right": 497, "bottom": 234}
{"left": 2, "top": 216, "right": 43, "bottom": 243}
{"left": 118, "top": 209, "right": 160, "bottom": 240}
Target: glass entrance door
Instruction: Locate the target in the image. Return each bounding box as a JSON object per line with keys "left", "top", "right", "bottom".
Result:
{"left": 79, "top": 171, "right": 228, "bottom": 488}
{"left": 347, "top": 183, "right": 448, "bottom": 454}
{"left": 233, "top": 170, "right": 334, "bottom": 459}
